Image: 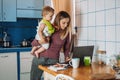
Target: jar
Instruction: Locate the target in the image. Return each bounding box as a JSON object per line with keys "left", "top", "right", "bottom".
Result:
{"left": 97, "top": 50, "right": 106, "bottom": 65}
{"left": 21, "top": 39, "right": 28, "bottom": 47}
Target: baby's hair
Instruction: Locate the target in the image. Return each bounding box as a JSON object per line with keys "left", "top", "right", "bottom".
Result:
{"left": 42, "top": 6, "right": 54, "bottom": 16}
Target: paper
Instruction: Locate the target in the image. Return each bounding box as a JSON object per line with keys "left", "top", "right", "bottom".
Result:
{"left": 48, "top": 63, "right": 68, "bottom": 72}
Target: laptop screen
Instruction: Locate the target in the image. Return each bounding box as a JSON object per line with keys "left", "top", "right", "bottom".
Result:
{"left": 72, "top": 45, "right": 95, "bottom": 65}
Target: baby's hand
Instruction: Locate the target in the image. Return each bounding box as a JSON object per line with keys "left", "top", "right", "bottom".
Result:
{"left": 65, "top": 57, "right": 71, "bottom": 62}
{"left": 38, "top": 38, "right": 47, "bottom": 44}
{"left": 46, "top": 37, "right": 50, "bottom": 42}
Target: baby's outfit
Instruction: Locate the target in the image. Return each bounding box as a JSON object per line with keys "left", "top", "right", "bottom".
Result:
{"left": 35, "top": 19, "right": 55, "bottom": 49}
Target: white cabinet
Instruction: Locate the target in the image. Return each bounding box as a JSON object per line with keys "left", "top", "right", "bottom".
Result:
{"left": 0, "top": 0, "right": 16, "bottom": 22}
{"left": 17, "top": 0, "right": 44, "bottom": 18}
{"left": 20, "top": 52, "right": 33, "bottom": 80}
{"left": 44, "top": 72, "right": 55, "bottom": 80}
{"left": 0, "top": 52, "right": 17, "bottom": 80}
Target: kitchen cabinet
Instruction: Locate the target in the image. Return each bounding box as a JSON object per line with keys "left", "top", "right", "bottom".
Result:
{"left": 17, "top": 0, "right": 44, "bottom": 18}
{"left": 0, "top": 52, "right": 17, "bottom": 80}
{"left": 0, "top": 0, "right": 2, "bottom": 21}
{"left": 20, "top": 51, "right": 33, "bottom": 80}
{"left": 44, "top": 72, "right": 55, "bottom": 80}
{"left": 0, "top": 0, "right": 16, "bottom": 22}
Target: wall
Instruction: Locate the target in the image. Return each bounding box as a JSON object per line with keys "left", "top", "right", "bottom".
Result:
{"left": 75, "top": 0, "right": 120, "bottom": 60}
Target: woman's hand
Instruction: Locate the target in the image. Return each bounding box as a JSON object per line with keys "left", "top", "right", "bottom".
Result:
{"left": 65, "top": 56, "right": 71, "bottom": 62}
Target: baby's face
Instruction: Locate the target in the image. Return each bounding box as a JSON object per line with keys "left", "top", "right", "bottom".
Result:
{"left": 44, "top": 12, "right": 54, "bottom": 21}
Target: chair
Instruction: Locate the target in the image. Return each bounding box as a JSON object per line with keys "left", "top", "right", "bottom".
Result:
{"left": 55, "top": 74, "right": 74, "bottom": 80}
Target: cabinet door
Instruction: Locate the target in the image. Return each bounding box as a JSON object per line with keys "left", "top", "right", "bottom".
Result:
{"left": 0, "top": 0, "right": 2, "bottom": 21}
{"left": 20, "top": 52, "right": 33, "bottom": 80}
{"left": 17, "top": 10, "right": 42, "bottom": 18}
{"left": 17, "top": 0, "right": 43, "bottom": 18}
{"left": 20, "top": 73, "right": 30, "bottom": 80}
{"left": 0, "top": 52, "right": 17, "bottom": 80}
{"left": 17, "top": 0, "right": 44, "bottom": 10}
{"left": 44, "top": 72, "right": 55, "bottom": 80}
{"left": 2, "top": 0, "right": 16, "bottom": 22}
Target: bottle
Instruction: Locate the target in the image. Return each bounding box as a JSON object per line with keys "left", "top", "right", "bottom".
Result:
{"left": 97, "top": 50, "right": 106, "bottom": 65}
{"left": 22, "top": 39, "right": 27, "bottom": 47}
{"left": 3, "top": 32, "right": 10, "bottom": 47}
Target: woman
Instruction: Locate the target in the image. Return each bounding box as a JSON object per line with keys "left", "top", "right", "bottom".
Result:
{"left": 30, "top": 11, "right": 72, "bottom": 80}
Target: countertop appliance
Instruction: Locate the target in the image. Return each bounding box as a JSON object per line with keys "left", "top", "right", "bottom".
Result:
{"left": 3, "top": 32, "right": 11, "bottom": 48}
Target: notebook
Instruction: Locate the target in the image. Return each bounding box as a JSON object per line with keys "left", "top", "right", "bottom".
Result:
{"left": 72, "top": 45, "right": 96, "bottom": 65}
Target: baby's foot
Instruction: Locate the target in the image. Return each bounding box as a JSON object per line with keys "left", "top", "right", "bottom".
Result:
{"left": 30, "top": 50, "right": 34, "bottom": 55}
{"left": 30, "top": 51, "right": 33, "bottom": 54}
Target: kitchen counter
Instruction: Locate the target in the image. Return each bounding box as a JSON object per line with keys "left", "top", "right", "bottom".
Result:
{"left": 39, "top": 63, "right": 116, "bottom": 80}
{"left": 0, "top": 47, "right": 32, "bottom": 53}
{"left": 0, "top": 46, "right": 33, "bottom": 80}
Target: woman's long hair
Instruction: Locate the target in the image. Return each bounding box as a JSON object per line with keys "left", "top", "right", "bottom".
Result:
{"left": 53, "top": 11, "right": 72, "bottom": 41}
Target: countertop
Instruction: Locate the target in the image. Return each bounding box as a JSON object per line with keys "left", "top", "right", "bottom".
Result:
{"left": 39, "top": 63, "right": 116, "bottom": 80}
{"left": 0, "top": 47, "right": 32, "bottom": 53}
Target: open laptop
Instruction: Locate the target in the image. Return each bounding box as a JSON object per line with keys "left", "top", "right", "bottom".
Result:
{"left": 72, "top": 45, "right": 96, "bottom": 65}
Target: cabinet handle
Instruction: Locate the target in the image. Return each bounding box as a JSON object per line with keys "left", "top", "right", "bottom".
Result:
{"left": 0, "top": 55, "right": 8, "bottom": 58}
{"left": 0, "top": 13, "right": 2, "bottom": 20}
{"left": 20, "top": 72, "right": 30, "bottom": 74}
{"left": 27, "top": 6, "right": 31, "bottom": 8}
{"left": 3, "top": 17, "right": 6, "bottom": 20}
{"left": 3, "top": 12, "right": 6, "bottom": 20}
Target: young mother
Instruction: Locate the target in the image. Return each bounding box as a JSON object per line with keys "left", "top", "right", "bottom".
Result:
{"left": 30, "top": 11, "right": 72, "bottom": 80}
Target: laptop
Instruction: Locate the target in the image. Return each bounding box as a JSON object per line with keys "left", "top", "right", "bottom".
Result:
{"left": 72, "top": 45, "right": 96, "bottom": 65}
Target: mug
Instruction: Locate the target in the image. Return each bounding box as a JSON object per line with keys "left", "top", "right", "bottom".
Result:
{"left": 69, "top": 58, "right": 80, "bottom": 68}
{"left": 84, "top": 56, "right": 91, "bottom": 66}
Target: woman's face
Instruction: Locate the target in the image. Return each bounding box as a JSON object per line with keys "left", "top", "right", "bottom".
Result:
{"left": 60, "top": 18, "right": 69, "bottom": 30}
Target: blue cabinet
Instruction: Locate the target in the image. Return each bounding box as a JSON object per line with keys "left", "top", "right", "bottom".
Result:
{"left": 17, "top": 0, "right": 43, "bottom": 10}
{"left": 17, "top": 0, "right": 44, "bottom": 18}
{"left": 0, "top": 0, "right": 2, "bottom": 21}
{"left": 0, "top": 0, "right": 16, "bottom": 22}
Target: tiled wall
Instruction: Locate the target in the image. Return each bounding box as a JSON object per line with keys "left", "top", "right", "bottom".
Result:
{"left": 75, "top": 0, "right": 120, "bottom": 58}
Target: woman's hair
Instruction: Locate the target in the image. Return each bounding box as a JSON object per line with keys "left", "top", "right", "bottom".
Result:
{"left": 42, "top": 6, "right": 54, "bottom": 16}
{"left": 54, "top": 11, "right": 71, "bottom": 40}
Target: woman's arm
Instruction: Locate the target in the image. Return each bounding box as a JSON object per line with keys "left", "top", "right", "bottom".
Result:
{"left": 63, "top": 35, "right": 71, "bottom": 62}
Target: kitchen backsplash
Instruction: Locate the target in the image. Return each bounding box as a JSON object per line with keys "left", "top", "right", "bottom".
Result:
{"left": 0, "top": 18, "right": 40, "bottom": 46}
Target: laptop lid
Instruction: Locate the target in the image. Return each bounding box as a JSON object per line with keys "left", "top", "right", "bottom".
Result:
{"left": 72, "top": 45, "right": 95, "bottom": 65}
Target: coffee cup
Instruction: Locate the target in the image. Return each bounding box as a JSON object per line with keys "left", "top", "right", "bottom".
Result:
{"left": 69, "top": 58, "right": 80, "bottom": 68}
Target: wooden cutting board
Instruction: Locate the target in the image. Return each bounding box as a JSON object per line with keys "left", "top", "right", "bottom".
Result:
{"left": 91, "top": 73, "right": 115, "bottom": 80}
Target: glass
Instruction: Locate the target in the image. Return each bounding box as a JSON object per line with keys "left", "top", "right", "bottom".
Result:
{"left": 97, "top": 50, "right": 106, "bottom": 65}
{"left": 84, "top": 56, "right": 91, "bottom": 66}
